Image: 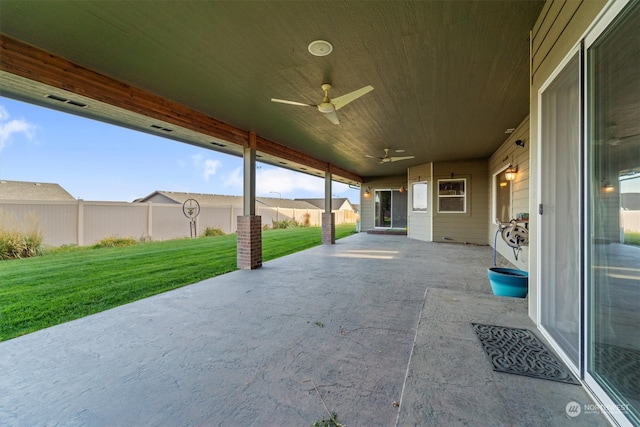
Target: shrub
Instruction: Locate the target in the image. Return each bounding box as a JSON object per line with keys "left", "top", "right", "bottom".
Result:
{"left": 302, "top": 212, "right": 311, "bottom": 227}
{"left": 202, "top": 226, "right": 225, "bottom": 237}
{"left": 0, "top": 211, "right": 44, "bottom": 260}
{"left": 92, "top": 236, "right": 137, "bottom": 249}
{"left": 271, "top": 219, "right": 302, "bottom": 229}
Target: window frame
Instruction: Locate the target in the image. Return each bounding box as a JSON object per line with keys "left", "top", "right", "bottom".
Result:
{"left": 437, "top": 178, "right": 467, "bottom": 213}
{"left": 411, "top": 182, "right": 429, "bottom": 212}
{"left": 492, "top": 166, "right": 512, "bottom": 224}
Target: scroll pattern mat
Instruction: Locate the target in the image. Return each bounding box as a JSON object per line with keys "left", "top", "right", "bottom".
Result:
{"left": 472, "top": 323, "right": 580, "bottom": 385}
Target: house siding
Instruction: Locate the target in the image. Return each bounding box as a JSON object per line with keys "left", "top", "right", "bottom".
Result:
{"left": 488, "top": 116, "right": 530, "bottom": 270}
{"left": 359, "top": 175, "right": 407, "bottom": 231}
{"left": 432, "top": 160, "right": 489, "bottom": 245}
{"left": 528, "top": 0, "right": 607, "bottom": 321}
{"left": 407, "top": 163, "right": 433, "bottom": 242}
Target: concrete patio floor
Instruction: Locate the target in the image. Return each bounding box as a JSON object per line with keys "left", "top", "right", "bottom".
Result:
{"left": 0, "top": 233, "right": 608, "bottom": 426}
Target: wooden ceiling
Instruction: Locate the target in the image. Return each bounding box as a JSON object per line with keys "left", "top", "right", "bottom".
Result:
{"left": 0, "top": 1, "right": 544, "bottom": 183}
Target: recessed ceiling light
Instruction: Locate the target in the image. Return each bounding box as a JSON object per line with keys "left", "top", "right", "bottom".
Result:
{"left": 308, "top": 40, "right": 333, "bottom": 56}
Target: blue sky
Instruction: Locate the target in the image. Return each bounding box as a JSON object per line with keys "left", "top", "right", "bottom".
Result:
{"left": 1, "top": 96, "right": 638, "bottom": 202}
{"left": 0, "top": 97, "right": 360, "bottom": 203}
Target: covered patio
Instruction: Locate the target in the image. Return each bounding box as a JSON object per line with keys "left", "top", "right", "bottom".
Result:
{"left": 0, "top": 234, "right": 605, "bottom": 426}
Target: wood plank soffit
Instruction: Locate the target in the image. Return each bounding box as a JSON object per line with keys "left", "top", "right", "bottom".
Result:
{"left": 0, "top": 35, "right": 362, "bottom": 184}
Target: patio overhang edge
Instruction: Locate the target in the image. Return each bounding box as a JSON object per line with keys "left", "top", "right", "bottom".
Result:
{"left": 0, "top": 34, "right": 363, "bottom": 186}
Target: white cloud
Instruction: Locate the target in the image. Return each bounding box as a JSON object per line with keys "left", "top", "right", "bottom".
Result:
{"left": 223, "top": 167, "right": 243, "bottom": 191}
{"left": 256, "top": 167, "right": 323, "bottom": 197}
{"left": 189, "top": 154, "right": 222, "bottom": 182}
{"left": 223, "top": 165, "right": 358, "bottom": 200}
{"left": 203, "top": 159, "right": 222, "bottom": 181}
{"left": 0, "top": 105, "right": 36, "bottom": 151}
{"left": 190, "top": 153, "right": 204, "bottom": 168}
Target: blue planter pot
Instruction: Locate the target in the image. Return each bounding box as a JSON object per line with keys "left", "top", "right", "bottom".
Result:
{"left": 487, "top": 267, "right": 528, "bottom": 298}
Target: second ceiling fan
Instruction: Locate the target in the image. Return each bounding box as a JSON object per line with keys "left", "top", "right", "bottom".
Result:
{"left": 366, "top": 148, "right": 415, "bottom": 164}
{"left": 271, "top": 83, "right": 373, "bottom": 125}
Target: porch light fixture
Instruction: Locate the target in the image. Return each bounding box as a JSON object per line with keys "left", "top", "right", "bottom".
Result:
{"left": 399, "top": 185, "right": 406, "bottom": 193}
{"left": 364, "top": 187, "right": 372, "bottom": 197}
{"left": 504, "top": 166, "right": 518, "bottom": 181}
{"left": 602, "top": 183, "right": 615, "bottom": 193}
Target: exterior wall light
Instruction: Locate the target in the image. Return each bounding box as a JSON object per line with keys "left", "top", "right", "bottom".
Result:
{"left": 505, "top": 166, "right": 518, "bottom": 181}
{"left": 602, "top": 183, "right": 615, "bottom": 193}
{"left": 364, "top": 187, "right": 372, "bottom": 197}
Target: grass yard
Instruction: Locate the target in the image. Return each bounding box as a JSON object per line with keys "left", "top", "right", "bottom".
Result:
{"left": 624, "top": 231, "right": 640, "bottom": 246}
{"left": 0, "top": 224, "right": 356, "bottom": 341}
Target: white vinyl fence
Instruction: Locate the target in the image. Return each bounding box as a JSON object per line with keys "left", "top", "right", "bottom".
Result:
{"left": 0, "top": 200, "right": 358, "bottom": 247}
{"left": 622, "top": 210, "right": 640, "bottom": 233}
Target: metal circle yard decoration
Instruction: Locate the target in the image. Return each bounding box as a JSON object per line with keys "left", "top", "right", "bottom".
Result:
{"left": 182, "top": 199, "right": 200, "bottom": 238}
{"left": 183, "top": 199, "right": 201, "bottom": 219}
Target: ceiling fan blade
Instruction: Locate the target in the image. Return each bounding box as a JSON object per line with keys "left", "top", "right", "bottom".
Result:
{"left": 365, "top": 154, "right": 382, "bottom": 159}
{"left": 389, "top": 156, "right": 415, "bottom": 162}
{"left": 271, "top": 98, "right": 315, "bottom": 107}
{"left": 323, "top": 110, "right": 340, "bottom": 125}
{"left": 331, "top": 85, "right": 374, "bottom": 110}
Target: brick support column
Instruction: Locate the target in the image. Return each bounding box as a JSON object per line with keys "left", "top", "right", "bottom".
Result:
{"left": 322, "top": 212, "right": 335, "bottom": 245}
{"left": 237, "top": 215, "right": 262, "bottom": 269}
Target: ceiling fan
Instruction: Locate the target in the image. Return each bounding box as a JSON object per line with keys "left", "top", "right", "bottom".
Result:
{"left": 271, "top": 83, "right": 373, "bottom": 125}
{"left": 366, "top": 148, "right": 415, "bottom": 164}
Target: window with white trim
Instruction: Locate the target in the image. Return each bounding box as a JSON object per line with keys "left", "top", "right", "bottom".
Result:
{"left": 493, "top": 169, "right": 511, "bottom": 223}
{"left": 412, "top": 182, "right": 428, "bottom": 212}
{"left": 437, "top": 179, "right": 466, "bottom": 213}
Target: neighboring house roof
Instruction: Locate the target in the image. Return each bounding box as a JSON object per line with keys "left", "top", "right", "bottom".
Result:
{"left": 296, "top": 198, "right": 357, "bottom": 212}
{"left": 136, "top": 191, "right": 320, "bottom": 210}
{"left": 621, "top": 193, "right": 640, "bottom": 210}
{"left": 137, "top": 191, "right": 247, "bottom": 207}
{"left": 0, "top": 180, "right": 75, "bottom": 201}
{"left": 256, "top": 197, "right": 318, "bottom": 210}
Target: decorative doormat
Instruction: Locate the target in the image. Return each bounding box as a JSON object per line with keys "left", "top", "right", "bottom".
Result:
{"left": 472, "top": 323, "right": 580, "bottom": 385}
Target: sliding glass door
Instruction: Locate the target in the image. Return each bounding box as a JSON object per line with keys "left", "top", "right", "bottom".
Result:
{"left": 586, "top": 1, "right": 640, "bottom": 423}
{"left": 540, "top": 51, "right": 581, "bottom": 368}
{"left": 374, "top": 190, "right": 407, "bottom": 228}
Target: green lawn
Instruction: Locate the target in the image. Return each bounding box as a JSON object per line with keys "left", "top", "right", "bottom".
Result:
{"left": 0, "top": 224, "right": 356, "bottom": 341}
{"left": 624, "top": 231, "right": 640, "bottom": 246}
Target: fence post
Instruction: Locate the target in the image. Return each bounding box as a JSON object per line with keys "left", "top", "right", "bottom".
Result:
{"left": 77, "top": 199, "right": 84, "bottom": 246}
{"left": 147, "top": 202, "right": 153, "bottom": 239}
